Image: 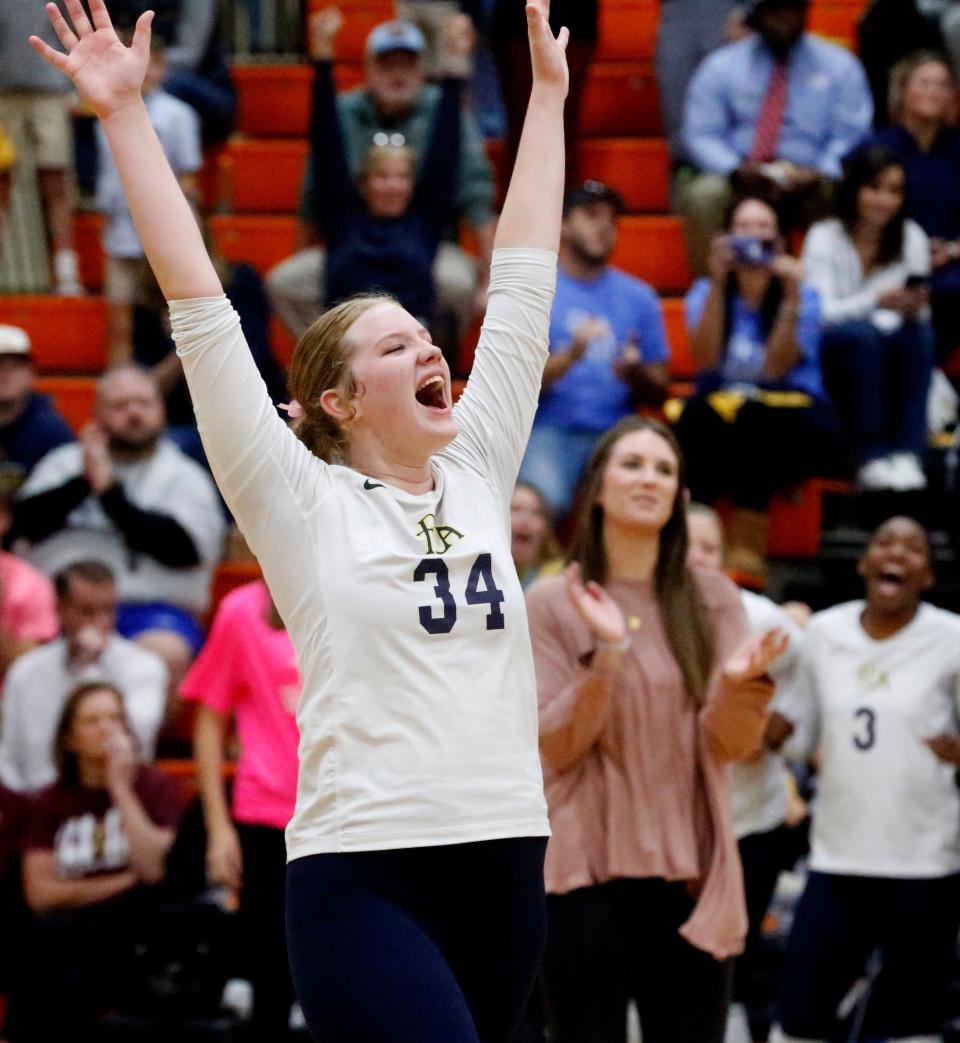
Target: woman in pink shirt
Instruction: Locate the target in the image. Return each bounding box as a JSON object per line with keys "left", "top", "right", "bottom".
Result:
{"left": 181, "top": 580, "right": 301, "bottom": 1040}
{"left": 525, "top": 416, "right": 785, "bottom": 1043}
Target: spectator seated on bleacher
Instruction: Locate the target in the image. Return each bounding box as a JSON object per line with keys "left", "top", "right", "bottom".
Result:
{"left": 518, "top": 181, "right": 671, "bottom": 517}
{"left": 6, "top": 682, "right": 183, "bottom": 1043}
{"left": 96, "top": 31, "right": 201, "bottom": 364}
{"left": 395, "top": 0, "right": 484, "bottom": 78}
{"left": 0, "top": 324, "right": 74, "bottom": 482}
{"left": 510, "top": 482, "right": 561, "bottom": 590}
{"left": 0, "top": 561, "right": 167, "bottom": 794}
{"left": 802, "top": 145, "right": 935, "bottom": 491}
{"left": 860, "top": 51, "right": 960, "bottom": 365}
{"left": 0, "top": 478, "right": 58, "bottom": 683}
{"left": 0, "top": 0, "right": 83, "bottom": 294}
{"left": 14, "top": 366, "right": 225, "bottom": 682}
{"left": 267, "top": 14, "right": 497, "bottom": 361}
{"left": 295, "top": 9, "right": 471, "bottom": 368}
{"left": 679, "top": 0, "right": 874, "bottom": 277}
{"left": 673, "top": 197, "right": 846, "bottom": 578}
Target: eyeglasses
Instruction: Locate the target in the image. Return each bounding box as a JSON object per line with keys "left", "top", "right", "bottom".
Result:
{"left": 372, "top": 132, "right": 407, "bottom": 148}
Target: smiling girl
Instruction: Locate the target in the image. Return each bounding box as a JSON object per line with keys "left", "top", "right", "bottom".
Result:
{"left": 29, "top": 0, "right": 569, "bottom": 1038}
{"left": 772, "top": 516, "right": 960, "bottom": 1043}
{"left": 525, "top": 416, "right": 787, "bottom": 1043}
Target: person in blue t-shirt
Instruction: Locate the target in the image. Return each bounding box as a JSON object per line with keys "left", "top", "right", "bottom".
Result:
{"left": 674, "top": 196, "right": 847, "bottom": 576}
{"left": 0, "top": 325, "right": 74, "bottom": 481}
{"left": 518, "top": 181, "right": 671, "bottom": 516}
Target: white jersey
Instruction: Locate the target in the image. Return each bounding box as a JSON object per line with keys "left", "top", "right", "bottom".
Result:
{"left": 731, "top": 589, "right": 804, "bottom": 840}
{"left": 171, "top": 249, "right": 554, "bottom": 859}
{"left": 783, "top": 600, "right": 960, "bottom": 878}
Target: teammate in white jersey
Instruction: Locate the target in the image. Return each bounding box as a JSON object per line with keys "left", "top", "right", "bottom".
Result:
{"left": 686, "top": 504, "right": 807, "bottom": 1039}
{"left": 30, "top": 1, "right": 569, "bottom": 1038}
{"left": 771, "top": 516, "right": 960, "bottom": 1043}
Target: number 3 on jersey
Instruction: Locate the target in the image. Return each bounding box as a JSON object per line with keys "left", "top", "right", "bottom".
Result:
{"left": 414, "top": 554, "right": 505, "bottom": 635}
{"left": 853, "top": 706, "right": 876, "bottom": 751}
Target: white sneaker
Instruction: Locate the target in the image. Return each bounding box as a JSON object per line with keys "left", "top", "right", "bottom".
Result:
{"left": 856, "top": 456, "right": 896, "bottom": 490}
{"left": 887, "top": 452, "right": 927, "bottom": 491}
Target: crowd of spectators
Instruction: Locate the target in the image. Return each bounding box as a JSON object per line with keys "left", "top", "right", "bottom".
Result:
{"left": 3, "top": 0, "right": 960, "bottom": 1039}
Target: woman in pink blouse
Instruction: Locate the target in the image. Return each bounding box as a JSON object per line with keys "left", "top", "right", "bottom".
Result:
{"left": 525, "top": 416, "right": 786, "bottom": 1043}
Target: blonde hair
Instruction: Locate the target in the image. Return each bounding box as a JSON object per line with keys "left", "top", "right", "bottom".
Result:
{"left": 358, "top": 143, "right": 416, "bottom": 182}
{"left": 287, "top": 295, "right": 394, "bottom": 463}
{"left": 888, "top": 50, "right": 955, "bottom": 124}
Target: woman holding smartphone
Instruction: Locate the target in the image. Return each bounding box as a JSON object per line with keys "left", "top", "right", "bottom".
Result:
{"left": 802, "top": 145, "right": 935, "bottom": 492}
{"left": 673, "top": 196, "right": 845, "bottom": 577}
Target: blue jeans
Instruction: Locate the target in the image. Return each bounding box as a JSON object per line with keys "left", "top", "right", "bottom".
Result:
{"left": 820, "top": 318, "right": 934, "bottom": 464}
{"left": 518, "top": 425, "right": 601, "bottom": 518}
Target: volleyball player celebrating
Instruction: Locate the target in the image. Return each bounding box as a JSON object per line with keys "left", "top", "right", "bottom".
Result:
{"left": 772, "top": 516, "right": 960, "bottom": 1043}
{"left": 31, "top": 2, "right": 568, "bottom": 1039}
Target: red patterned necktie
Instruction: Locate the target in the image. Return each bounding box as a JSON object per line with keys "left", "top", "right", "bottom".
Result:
{"left": 749, "top": 60, "right": 789, "bottom": 164}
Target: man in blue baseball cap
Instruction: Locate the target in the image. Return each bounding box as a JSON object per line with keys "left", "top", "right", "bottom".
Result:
{"left": 267, "top": 12, "right": 496, "bottom": 370}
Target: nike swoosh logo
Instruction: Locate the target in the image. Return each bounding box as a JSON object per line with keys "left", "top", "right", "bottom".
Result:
{"left": 363, "top": 479, "right": 385, "bottom": 490}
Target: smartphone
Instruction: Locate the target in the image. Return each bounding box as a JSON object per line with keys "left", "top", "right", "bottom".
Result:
{"left": 905, "top": 274, "right": 931, "bottom": 291}
{"left": 728, "top": 236, "right": 775, "bottom": 267}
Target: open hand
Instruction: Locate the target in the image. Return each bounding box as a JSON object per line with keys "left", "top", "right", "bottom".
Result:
{"left": 30, "top": 0, "right": 153, "bottom": 122}
{"left": 723, "top": 627, "right": 789, "bottom": 685}
{"left": 443, "top": 13, "right": 476, "bottom": 60}
{"left": 526, "top": 0, "right": 569, "bottom": 96}
{"left": 563, "top": 562, "right": 628, "bottom": 646}
{"left": 307, "top": 7, "right": 343, "bottom": 62}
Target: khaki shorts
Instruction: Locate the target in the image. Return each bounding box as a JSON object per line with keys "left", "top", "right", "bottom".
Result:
{"left": 105, "top": 255, "right": 152, "bottom": 305}
{"left": 0, "top": 91, "right": 73, "bottom": 171}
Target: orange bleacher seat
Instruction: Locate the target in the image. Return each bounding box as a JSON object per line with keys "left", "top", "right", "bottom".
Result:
{"left": 0, "top": 297, "right": 107, "bottom": 373}
{"left": 73, "top": 212, "right": 104, "bottom": 292}
{"left": 208, "top": 561, "right": 263, "bottom": 623}
{"left": 209, "top": 214, "right": 299, "bottom": 276}
{"left": 308, "top": 0, "right": 393, "bottom": 62}
{"left": 271, "top": 317, "right": 297, "bottom": 368}
{"left": 609, "top": 215, "right": 691, "bottom": 293}
{"left": 234, "top": 63, "right": 362, "bottom": 138}
{"left": 597, "top": 0, "right": 657, "bottom": 62}
{"left": 662, "top": 298, "right": 694, "bottom": 380}
{"left": 219, "top": 139, "right": 309, "bottom": 213}
{"left": 580, "top": 62, "right": 661, "bottom": 137}
{"left": 34, "top": 376, "right": 97, "bottom": 433}
{"left": 768, "top": 478, "right": 851, "bottom": 558}
{"left": 808, "top": 0, "right": 865, "bottom": 49}
{"left": 579, "top": 138, "right": 669, "bottom": 213}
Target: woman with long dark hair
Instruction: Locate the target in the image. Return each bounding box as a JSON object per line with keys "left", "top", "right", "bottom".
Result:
{"left": 525, "top": 416, "right": 787, "bottom": 1043}
{"left": 803, "top": 144, "right": 935, "bottom": 491}
{"left": 674, "top": 196, "right": 845, "bottom": 576}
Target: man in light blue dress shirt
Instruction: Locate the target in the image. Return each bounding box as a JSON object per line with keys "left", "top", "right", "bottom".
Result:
{"left": 677, "top": 0, "right": 873, "bottom": 275}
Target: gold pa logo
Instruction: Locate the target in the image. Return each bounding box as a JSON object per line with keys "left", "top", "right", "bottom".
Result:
{"left": 416, "top": 513, "right": 465, "bottom": 555}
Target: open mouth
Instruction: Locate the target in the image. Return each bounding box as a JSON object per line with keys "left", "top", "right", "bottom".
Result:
{"left": 875, "top": 566, "right": 906, "bottom": 595}
{"left": 415, "top": 374, "right": 448, "bottom": 411}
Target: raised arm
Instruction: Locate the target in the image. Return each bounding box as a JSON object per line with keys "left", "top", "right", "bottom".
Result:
{"left": 30, "top": 0, "right": 221, "bottom": 301}
{"left": 494, "top": 0, "right": 568, "bottom": 252}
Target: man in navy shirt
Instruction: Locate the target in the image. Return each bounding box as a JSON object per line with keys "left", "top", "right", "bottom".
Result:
{"left": 518, "top": 181, "right": 671, "bottom": 517}
{"left": 0, "top": 325, "right": 73, "bottom": 480}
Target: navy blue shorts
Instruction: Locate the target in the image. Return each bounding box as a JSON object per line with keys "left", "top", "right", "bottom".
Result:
{"left": 286, "top": 837, "right": 547, "bottom": 1043}
{"left": 778, "top": 870, "right": 960, "bottom": 1038}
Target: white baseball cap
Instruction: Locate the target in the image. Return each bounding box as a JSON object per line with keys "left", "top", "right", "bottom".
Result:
{"left": 0, "top": 325, "right": 30, "bottom": 356}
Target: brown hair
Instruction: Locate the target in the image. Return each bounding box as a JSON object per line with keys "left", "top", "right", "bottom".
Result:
{"left": 53, "top": 682, "right": 129, "bottom": 787}
{"left": 513, "top": 481, "right": 561, "bottom": 570}
{"left": 567, "top": 416, "right": 715, "bottom": 708}
{"left": 287, "top": 295, "right": 394, "bottom": 463}
{"left": 888, "top": 49, "right": 955, "bottom": 124}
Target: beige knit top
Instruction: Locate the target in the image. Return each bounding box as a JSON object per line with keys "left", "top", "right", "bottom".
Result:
{"left": 526, "top": 566, "right": 773, "bottom": 960}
